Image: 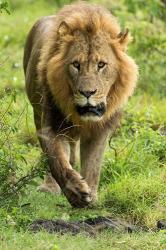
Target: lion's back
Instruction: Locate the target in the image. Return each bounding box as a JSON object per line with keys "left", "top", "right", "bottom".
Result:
{"left": 23, "top": 15, "right": 58, "bottom": 110}
{"left": 23, "top": 15, "right": 56, "bottom": 74}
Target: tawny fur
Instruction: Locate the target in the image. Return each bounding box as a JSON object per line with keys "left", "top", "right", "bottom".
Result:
{"left": 38, "top": 2, "right": 138, "bottom": 127}
{"left": 24, "top": 2, "right": 138, "bottom": 207}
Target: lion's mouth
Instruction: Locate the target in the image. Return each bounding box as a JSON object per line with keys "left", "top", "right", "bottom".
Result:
{"left": 76, "top": 103, "right": 106, "bottom": 117}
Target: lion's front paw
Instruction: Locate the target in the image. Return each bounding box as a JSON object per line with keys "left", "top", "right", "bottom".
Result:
{"left": 62, "top": 169, "right": 92, "bottom": 208}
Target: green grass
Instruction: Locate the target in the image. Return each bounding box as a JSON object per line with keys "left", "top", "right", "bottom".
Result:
{"left": 1, "top": 230, "right": 166, "bottom": 250}
{"left": 0, "top": 0, "right": 166, "bottom": 249}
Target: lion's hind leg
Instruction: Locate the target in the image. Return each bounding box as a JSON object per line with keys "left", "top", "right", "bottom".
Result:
{"left": 69, "top": 140, "right": 79, "bottom": 167}
{"left": 38, "top": 173, "right": 61, "bottom": 194}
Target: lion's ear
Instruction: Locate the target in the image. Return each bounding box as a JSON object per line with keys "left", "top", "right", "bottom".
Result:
{"left": 58, "top": 21, "right": 71, "bottom": 37}
{"left": 117, "top": 28, "right": 132, "bottom": 51}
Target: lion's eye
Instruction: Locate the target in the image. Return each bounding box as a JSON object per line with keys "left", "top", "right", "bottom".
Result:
{"left": 98, "top": 61, "right": 106, "bottom": 70}
{"left": 72, "top": 61, "right": 80, "bottom": 70}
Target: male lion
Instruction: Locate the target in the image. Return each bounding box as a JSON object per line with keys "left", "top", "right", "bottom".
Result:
{"left": 23, "top": 2, "right": 138, "bottom": 207}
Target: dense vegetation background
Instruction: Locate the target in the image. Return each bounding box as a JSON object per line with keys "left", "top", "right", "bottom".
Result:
{"left": 0, "top": 0, "right": 166, "bottom": 249}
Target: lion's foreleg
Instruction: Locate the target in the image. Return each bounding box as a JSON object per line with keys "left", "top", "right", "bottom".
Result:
{"left": 80, "top": 129, "right": 109, "bottom": 202}
{"left": 38, "top": 127, "right": 91, "bottom": 207}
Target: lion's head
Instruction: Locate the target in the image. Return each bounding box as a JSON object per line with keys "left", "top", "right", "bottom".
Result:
{"left": 39, "top": 2, "right": 138, "bottom": 124}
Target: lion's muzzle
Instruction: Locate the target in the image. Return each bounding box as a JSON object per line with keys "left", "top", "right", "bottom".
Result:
{"left": 76, "top": 102, "right": 106, "bottom": 118}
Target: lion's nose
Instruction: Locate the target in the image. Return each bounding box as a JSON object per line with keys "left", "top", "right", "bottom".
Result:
{"left": 79, "top": 89, "right": 97, "bottom": 98}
